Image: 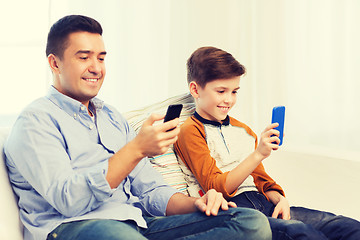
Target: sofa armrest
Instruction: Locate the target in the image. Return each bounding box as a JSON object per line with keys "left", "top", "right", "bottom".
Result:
{"left": 0, "top": 128, "right": 23, "bottom": 240}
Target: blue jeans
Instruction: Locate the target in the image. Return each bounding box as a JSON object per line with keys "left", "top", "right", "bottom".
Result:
{"left": 46, "top": 207, "right": 271, "bottom": 240}
{"left": 232, "top": 191, "right": 360, "bottom": 240}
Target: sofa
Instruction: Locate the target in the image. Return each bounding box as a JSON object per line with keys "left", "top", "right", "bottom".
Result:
{"left": 0, "top": 93, "right": 195, "bottom": 239}
{"left": 2, "top": 93, "right": 359, "bottom": 239}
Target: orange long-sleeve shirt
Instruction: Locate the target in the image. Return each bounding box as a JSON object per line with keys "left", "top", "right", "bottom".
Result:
{"left": 174, "top": 113, "right": 284, "bottom": 200}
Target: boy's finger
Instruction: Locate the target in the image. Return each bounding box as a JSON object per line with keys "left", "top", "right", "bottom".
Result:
{"left": 265, "top": 122, "right": 279, "bottom": 131}
{"left": 272, "top": 208, "right": 280, "bottom": 218}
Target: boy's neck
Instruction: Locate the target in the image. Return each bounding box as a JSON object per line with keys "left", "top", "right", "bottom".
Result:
{"left": 194, "top": 111, "right": 230, "bottom": 126}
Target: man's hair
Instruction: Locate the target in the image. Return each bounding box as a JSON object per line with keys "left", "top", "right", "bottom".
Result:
{"left": 46, "top": 15, "right": 103, "bottom": 59}
{"left": 187, "top": 46, "right": 246, "bottom": 87}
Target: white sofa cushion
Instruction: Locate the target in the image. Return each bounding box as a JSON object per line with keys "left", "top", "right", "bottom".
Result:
{"left": 0, "top": 127, "right": 23, "bottom": 240}
{"left": 123, "top": 93, "right": 195, "bottom": 195}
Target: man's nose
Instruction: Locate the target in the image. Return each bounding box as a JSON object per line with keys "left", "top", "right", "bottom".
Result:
{"left": 88, "top": 58, "right": 102, "bottom": 74}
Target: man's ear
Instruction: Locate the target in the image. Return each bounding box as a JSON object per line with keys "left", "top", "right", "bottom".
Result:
{"left": 189, "top": 81, "right": 200, "bottom": 99}
{"left": 47, "top": 54, "right": 60, "bottom": 73}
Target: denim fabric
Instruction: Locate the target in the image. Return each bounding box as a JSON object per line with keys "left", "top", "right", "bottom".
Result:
{"left": 47, "top": 207, "right": 272, "bottom": 240}
{"left": 232, "top": 191, "right": 360, "bottom": 240}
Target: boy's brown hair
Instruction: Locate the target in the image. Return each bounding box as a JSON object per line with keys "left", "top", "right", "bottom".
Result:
{"left": 187, "top": 46, "right": 246, "bottom": 87}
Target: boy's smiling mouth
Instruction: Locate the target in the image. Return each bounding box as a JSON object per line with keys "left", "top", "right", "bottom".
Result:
{"left": 218, "top": 106, "right": 230, "bottom": 112}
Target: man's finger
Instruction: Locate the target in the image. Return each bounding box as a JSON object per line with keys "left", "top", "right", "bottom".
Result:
{"left": 143, "top": 113, "right": 164, "bottom": 127}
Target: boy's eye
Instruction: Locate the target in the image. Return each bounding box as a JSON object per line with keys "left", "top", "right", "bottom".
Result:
{"left": 232, "top": 91, "right": 238, "bottom": 94}
{"left": 217, "top": 90, "right": 225, "bottom": 94}
{"left": 80, "top": 57, "right": 88, "bottom": 60}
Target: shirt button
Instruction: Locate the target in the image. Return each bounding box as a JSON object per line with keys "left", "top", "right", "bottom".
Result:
{"left": 73, "top": 113, "right": 77, "bottom": 119}
{"left": 89, "top": 125, "right": 94, "bottom": 130}
{"left": 81, "top": 106, "right": 86, "bottom": 111}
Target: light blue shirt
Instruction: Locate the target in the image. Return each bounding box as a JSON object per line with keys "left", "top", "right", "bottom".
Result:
{"left": 4, "top": 86, "right": 178, "bottom": 240}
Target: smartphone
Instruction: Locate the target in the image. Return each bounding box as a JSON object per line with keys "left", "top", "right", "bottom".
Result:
{"left": 271, "top": 106, "right": 285, "bottom": 146}
{"left": 164, "top": 104, "right": 183, "bottom": 131}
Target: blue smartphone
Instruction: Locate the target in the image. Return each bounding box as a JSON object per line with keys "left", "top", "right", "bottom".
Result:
{"left": 271, "top": 106, "right": 285, "bottom": 146}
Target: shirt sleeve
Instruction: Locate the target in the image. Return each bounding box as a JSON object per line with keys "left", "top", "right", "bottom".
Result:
{"left": 228, "top": 117, "right": 285, "bottom": 198}
{"left": 5, "top": 111, "right": 113, "bottom": 218}
{"left": 128, "top": 158, "right": 179, "bottom": 216}
{"left": 108, "top": 109, "right": 179, "bottom": 216}
{"left": 174, "top": 117, "right": 234, "bottom": 198}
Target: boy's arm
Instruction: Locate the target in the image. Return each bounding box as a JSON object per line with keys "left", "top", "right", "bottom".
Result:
{"left": 229, "top": 118, "right": 285, "bottom": 198}
{"left": 251, "top": 163, "right": 285, "bottom": 198}
{"left": 265, "top": 190, "right": 290, "bottom": 220}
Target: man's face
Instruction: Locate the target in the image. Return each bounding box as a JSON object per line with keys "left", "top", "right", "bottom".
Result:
{"left": 53, "top": 31, "right": 106, "bottom": 106}
{"left": 195, "top": 76, "right": 240, "bottom": 122}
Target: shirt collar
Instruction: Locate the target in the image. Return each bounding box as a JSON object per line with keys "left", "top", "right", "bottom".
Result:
{"left": 46, "top": 86, "right": 104, "bottom": 117}
{"left": 193, "top": 111, "right": 230, "bottom": 127}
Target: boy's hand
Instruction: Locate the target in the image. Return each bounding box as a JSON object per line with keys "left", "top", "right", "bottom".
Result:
{"left": 255, "top": 123, "right": 280, "bottom": 160}
{"left": 135, "top": 113, "right": 180, "bottom": 157}
{"left": 194, "top": 189, "right": 237, "bottom": 216}
{"left": 272, "top": 196, "right": 291, "bottom": 220}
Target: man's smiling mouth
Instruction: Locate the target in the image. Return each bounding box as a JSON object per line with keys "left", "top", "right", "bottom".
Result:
{"left": 83, "top": 78, "right": 99, "bottom": 82}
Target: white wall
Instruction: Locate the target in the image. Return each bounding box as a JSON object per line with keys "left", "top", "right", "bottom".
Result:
{"left": 1, "top": 0, "right": 359, "bottom": 161}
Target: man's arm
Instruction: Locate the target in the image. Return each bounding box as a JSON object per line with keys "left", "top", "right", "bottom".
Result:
{"left": 166, "top": 190, "right": 237, "bottom": 216}
{"left": 106, "top": 114, "right": 180, "bottom": 189}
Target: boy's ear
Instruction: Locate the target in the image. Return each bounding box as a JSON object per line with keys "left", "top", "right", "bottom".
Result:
{"left": 189, "top": 81, "right": 200, "bottom": 98}
{"left": 47, "top": 54, "right": 60, "bottom": 74}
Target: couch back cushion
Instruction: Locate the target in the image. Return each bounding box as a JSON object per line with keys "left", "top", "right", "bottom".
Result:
{"left": 123, "top": 93, "right": 195, "bottom": 195}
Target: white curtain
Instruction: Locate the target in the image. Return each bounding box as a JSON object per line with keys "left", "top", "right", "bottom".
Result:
{"left": 1, "top": 0, "right": 359, "bottom": 161}
{"left": 246, "top": 0, "right": 360, "bottom": 161}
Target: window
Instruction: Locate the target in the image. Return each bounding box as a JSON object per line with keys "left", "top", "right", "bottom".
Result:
{"left": 0, "top": 1, "right": 50, "bottom": 127}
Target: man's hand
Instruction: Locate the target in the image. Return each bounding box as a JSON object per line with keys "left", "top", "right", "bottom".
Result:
{"left": 106, "top": 113, "right": 179, "bottom": 189}
{"left": 135, "top": 113, "right": 180, "bottom": 158}
{"left": 194, "top": 189, "right": 237, "bottom": 216}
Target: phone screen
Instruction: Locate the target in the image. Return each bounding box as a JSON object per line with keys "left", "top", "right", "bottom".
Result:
{"left": 164, "top": 104, "right": 183, "bottom": 123}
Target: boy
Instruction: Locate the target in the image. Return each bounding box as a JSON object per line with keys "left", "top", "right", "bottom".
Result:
{"left": 174, "top": 46, "right": 360, "bottom": 240}
{"left": 4, "top": 17, "right": 271, "bottom": 240}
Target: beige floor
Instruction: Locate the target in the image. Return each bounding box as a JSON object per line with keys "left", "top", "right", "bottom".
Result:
{"left": 263, "top": 150, "right": 360, "bottom": 221}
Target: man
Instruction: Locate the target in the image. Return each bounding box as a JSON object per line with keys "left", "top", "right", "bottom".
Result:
{"left": 4, "top": 15, "right": 271, "bottom": 240}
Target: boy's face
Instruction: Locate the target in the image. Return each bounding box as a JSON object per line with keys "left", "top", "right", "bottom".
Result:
{"left": 51, "top": 31, "right": 107, "bottom": 107}
{"left": 192, "top": 76, "right": 240, "bottom": 122}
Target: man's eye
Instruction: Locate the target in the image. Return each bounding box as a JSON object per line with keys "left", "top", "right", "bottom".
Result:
{"left": 217, "top": 91, "right": 225, "bottom": 94}
{"left": 80, "top": 57, "right": 88, "bottom": 60}
{"left": 232, "top": 91, "right": 238, "bottom": 94}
